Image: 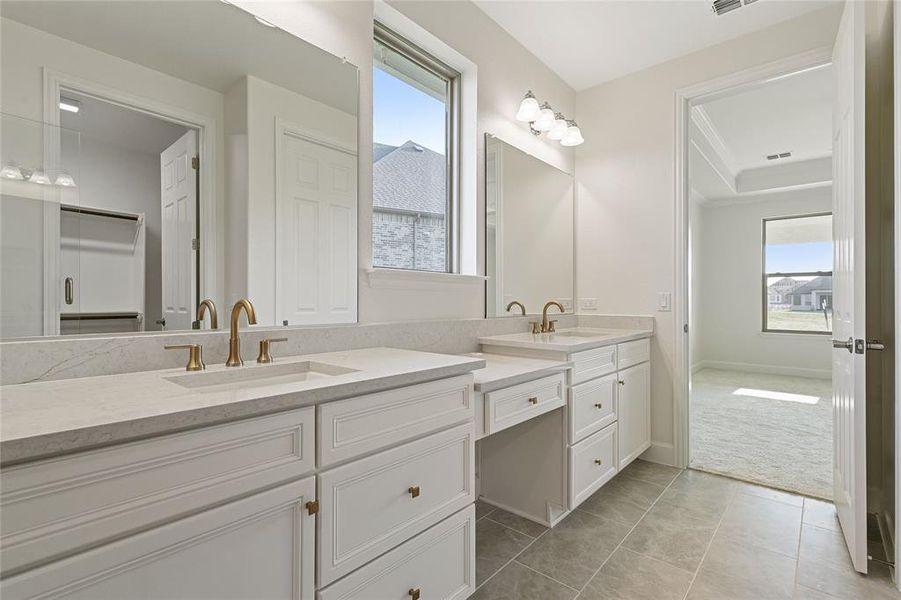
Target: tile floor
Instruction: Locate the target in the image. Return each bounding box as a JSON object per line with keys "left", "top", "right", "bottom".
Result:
{"left": 472, "top": 460, "right": 899, "bottom": 599}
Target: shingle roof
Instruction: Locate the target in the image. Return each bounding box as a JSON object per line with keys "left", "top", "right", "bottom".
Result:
{"left": 373, "top": 140, "right": 446, "bottom": 216}
{"left": 790, "top": 275, "right": 833, "bottom": 295}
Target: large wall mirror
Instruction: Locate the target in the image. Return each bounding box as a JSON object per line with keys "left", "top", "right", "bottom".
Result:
{"left": 0, "top": 0, "right": 359, "bottom": 339}
{"left": 485, "top": 134, "right": 574, "bottom": 317}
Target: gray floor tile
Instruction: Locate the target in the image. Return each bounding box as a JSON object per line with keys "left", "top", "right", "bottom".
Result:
{"left": 716, "top": 493, "right": 802, "bottom": 558}
{"left": 581, "top": 547, "right": 693, "bottom": 600}
{"left": 656, "top": 470, "right": 735, "bottom": 524}
{"left": 802, "top": 498, "right": 841, "bottom": 532}
{"left": 735, "top": 481, "right": 804, "bottom": 507}
{"left": 516, "top": 509, "right": 631, "bottom": 589}
{"left": 791, "top": 584, "right": 842, "bottom": 599}
{"left": 578, "top": 474, "right": 665, "bottom": 527}
{"left": 688, "top": 534, "right": 797, "bottom": 600}
{"left": 484, "top": 508, "right": 548, "bottom": 538}
{"left": 476, "top": 517, "right": 534, "bottom": 586}
{"left": 618, "top": 458, "right": 682, "bottom": 487}
{"left": 621, "top": 499, "right": 718, "bottom": 572}
{"left": 475, "top": 500, "right": 496, "bottom": 520}
{"left": 471, "top": 561, "right": 576, "bottom": 600}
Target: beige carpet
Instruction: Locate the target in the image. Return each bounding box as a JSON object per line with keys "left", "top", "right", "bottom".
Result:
{"left": 690, "top": 368, "right": 832, "bottom": 500}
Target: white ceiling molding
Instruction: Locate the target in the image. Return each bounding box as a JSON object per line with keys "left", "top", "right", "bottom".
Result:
{"left": 690, "top": 105, "right": 739, "bottom": 175}
{"left": 700, "top": 183, "right": 832, "bottom": 209}
{"left": 735, "top": 156, "right": 832, "bottom": 194}
{"left": 689, "top": 123, "right": 737, "bottom": 194}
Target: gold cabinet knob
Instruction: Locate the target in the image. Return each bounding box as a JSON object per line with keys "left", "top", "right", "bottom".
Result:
{"left": 165, "top": 344, "right": 205, "bottom": 371}
{"left": 256, "top": 337, "right": 288, "bottom": 363}
{"left": 408, "top": 485, "right": 421, "bottom": 498}
{"left": 408, "top": 588, "right": 421, "bottom": 600}
{"left": 594, "top": 459, "right": 603, "bottom": 466}
{"left": 528, "top": 396, "right": 539, "bottom": 405}
{"left": 594, "top": 403, "right": 603, "bottom": 409}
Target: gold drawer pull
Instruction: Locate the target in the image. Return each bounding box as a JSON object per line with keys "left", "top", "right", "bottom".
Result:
{"left": 594, "top": 459, "right": 603, "bottom": 466}
{"left": 528, "top": 396, "right": 539, "bottom": 405}
{"left": 594, "top": 403, "right": 603, "bottom": 409}
{"left": 408, "top": 485, "right": 421, "bottom": 498}
{"left": 408, "top": 588, "right": 421, "bottom": 600}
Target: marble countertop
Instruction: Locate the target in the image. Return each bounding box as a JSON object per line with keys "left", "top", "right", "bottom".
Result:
{"left": 479, "top": 327, "right": 653, "bottom": 353}
{"left": 465, "top": 353, "right": 572, "bottom": 393}
{"left": 0, "top": 347, "right": 484, "bottom": 465}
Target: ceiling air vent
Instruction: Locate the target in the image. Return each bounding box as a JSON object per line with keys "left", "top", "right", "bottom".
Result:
{"left": 766, "top": 151, "right": 792, "bottom": 161}
{"left": 713, "top": 0, "right": 759, "bottom": 16}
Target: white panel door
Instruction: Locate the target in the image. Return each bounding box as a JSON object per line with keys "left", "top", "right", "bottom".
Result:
{"left": 160, "top": 130, "right": 197, "bottom": 331}
{"left": 831, "top": 0, "right": 868, "bottom": 574}
{"left": 277, "top": 132, "right": 357, "bottom": 325}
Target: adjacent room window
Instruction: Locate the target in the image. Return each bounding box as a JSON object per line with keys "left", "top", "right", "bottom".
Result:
{"left": 372, "top": 23, "right": 459, "bottom": 273}
{"left": 763, "top": 213, "right": 833, "bottom": 334}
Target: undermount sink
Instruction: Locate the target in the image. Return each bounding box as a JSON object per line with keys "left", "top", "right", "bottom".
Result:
{"left": 550, "top": 329, "right": 616, "bottom": 338}
{"left": 165, "top": 361, "right": 358, "bottom": 392}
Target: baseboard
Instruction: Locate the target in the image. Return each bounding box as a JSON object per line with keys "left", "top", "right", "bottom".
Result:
{"left": 640, "top": 441, "right": 676, "bottom": 466}
{"left": 477, "top": 497, "right": 552, "bottom": 528}
{"left": 694, "top": 359, "right": 830, "bottom": 380}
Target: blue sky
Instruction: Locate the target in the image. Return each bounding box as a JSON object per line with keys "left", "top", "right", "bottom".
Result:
{"left": 766, "top": 241, "right": 832, "bottom": 273}
{"left": 373, "top": 67, "right": 446, "bottom": 155}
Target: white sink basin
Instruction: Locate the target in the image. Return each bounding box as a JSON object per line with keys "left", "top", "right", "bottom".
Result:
{"left": 165, "top": 361, "right": 358, "bottom": 392}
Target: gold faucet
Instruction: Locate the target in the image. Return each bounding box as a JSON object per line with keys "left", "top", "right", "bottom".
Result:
{"left": 195, "top": 299, "right": 218, "bottom": 329}
{"left": 226, "top": 298, "right": 258, "bottom": 367}
{"left": 541, "top": 300, "right": 564, "bottom": 333}
{"left": 505, "top": 300, "right": 526, "bottom": 315}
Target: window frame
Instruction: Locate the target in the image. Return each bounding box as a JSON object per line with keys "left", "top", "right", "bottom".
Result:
{"left": 373, "top": 22, "right": 461, "bottom": 274}
{"left": 761, "top": 211, "right": 833, "bottom": 335}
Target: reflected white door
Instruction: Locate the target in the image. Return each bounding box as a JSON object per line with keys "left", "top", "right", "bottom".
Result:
{"left": 276, "top": 131, "right": 356, "bottom": 325}
{"left": 160, "top": 130, "right": 197, "bottom": 331}
{"left": 831, "top": 0, "right": 867, "bottom": 574}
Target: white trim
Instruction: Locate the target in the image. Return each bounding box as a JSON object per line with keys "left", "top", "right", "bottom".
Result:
{"left": 640, "top": 442, "right": 676, "bottom": 467}
{"left": 691, "top": 105, "right": 739, "bottom": 177}
{"left": 894, "top": 1, "right": 901, "bottom": 588}
{"left": 673, "top": 47, "right": 833, "bottom": 468}
{"left": 693, "top": 359, "right": 831, "bottom": 380}
{"left": 42, "top": 68, "right": 222, "bottom": 323}
{"left": 364, "top": 268, "right": 487, "bottom": 290}
{"left": 373, "top": 0, "right": 478, "bottom": 276}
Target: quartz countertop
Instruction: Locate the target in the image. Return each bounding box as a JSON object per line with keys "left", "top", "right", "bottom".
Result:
{"left": 479, "top": 327, "right": 653, "bottom": 353}
{"left": 465, "top": 353, "right": 572, "bottom": 393}
{"left": 0, "top": 347, "right": 485, "bottom": 465}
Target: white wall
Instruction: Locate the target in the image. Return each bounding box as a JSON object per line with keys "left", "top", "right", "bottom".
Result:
{"left": 574, "top": 6, "right": 843, "bottom": 464}
{"left": 693, "top": 189, "right": 833, "bottom": 378}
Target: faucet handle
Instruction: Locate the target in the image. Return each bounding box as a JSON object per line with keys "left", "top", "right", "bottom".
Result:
{"left": 547, "top": 320, "right": 558, "bottom": 333}
{"left": 529, "top": 321, "right": 541, "bottom": 335}
{"left": 257, "top": 337, "right": 288, "bottom": 364}
{"left": 165, "top": 344, "right": 205, "bottom": 371}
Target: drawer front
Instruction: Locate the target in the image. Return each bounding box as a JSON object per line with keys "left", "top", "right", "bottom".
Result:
{"left": 569, "top": 373, "right": 617, "bottom": 444}
{"left": 318, "top": 423, "right": 474, "bottom": 585}
{"left": 568, "top": 423, "right": 617, "bottom": 509}
{"left": 319, "top": 375, "right": 473, "bottom": 466}
{"left": 318, "top": 505, "right": 475, "bottom": 600}
{"left": 0, "top": 407, "right": 314, "bottom": 576}
{"left": 484, "top": 373, "right": 565, "bottom": 434}
{"left": 617, "top": 338, "right": 650, "bottom": 370}
{"left": 570, "top": 345, "right": 617, "bottom": 384}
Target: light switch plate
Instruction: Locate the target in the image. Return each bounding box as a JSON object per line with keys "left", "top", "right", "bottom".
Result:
{"left": 658, "top": 292, "right": 672, "bottom": 312}
{"left": 580, "top": 298, "right": 598, "bottom": 311}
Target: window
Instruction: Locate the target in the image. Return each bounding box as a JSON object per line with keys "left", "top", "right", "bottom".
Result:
{"left": 763, "top": 213, "right": 833, "bottom": 334}
{"left": 372, "top": 23, "right": 459, "bottom": 273}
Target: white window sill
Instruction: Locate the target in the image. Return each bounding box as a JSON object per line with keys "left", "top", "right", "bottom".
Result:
{"left": 364, "top": 268, "right": 487, "bottom": 290}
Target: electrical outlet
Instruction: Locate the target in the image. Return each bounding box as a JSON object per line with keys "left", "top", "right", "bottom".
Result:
{"left": 580, "top": 298, "right": 598, "bottom": 311}
{"left": 658, "top": 292, "right": 672, "bottom": 312}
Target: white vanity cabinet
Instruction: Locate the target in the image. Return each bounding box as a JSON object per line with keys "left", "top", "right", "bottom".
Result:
{"left": 616, "top": 360, "right": 651, "bottom": 470}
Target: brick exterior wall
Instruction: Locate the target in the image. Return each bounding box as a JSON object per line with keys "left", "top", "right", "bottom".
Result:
{"left": 372, "top": 211, "right": 446, "bottom": 272}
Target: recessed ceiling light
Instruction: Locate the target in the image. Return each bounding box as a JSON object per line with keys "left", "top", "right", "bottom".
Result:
{"left": 254, "top": 15, "right": 276, "bottom": 28}
{"left": 59, "top": 98, "right": 80, "bottom": 113}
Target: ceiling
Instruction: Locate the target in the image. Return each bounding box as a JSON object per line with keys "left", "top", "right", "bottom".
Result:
{"left": 474, "top": 0, "right": 837, "bottom": 91}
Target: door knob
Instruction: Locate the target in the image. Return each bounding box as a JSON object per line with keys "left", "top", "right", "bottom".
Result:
{"left": 832, "top": 337, "right": 853, "bottom": 353}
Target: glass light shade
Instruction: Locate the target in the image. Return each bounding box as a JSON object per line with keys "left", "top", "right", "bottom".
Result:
{"left": 55, "top": 172, "right": 77, "bottom": 187}
{"left": 548, "top": 115, "right": 568, "bottom": 140}
{"left": 0, "top": 163, "right": 23, "bottom": 180}
{"left": 533, "top": 105, "right": 555, "bottom": 132}
{"left": 560, "top": 122, "right": 585, "bottom": 147}
{"left": 27, "top": 170, "right": 52, "bottom": 185}
{"left": 515, "top": 95, "right": 541, "bottom": 122}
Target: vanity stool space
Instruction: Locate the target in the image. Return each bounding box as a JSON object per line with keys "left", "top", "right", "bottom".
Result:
{"left": 0, "top": 348, "right": 483, "bottom": 600}
{"left": 476, "top": 329, "right": 652, "bottom": 526}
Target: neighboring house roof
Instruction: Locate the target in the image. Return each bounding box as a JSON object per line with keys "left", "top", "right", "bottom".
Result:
{"left": 790, "top": 275, "right": 833, "bottom": 296}
{"left": 373, "top": 140, "right": 446, "bottom": 217}
{"left": 768, "top": 277, "right": 801, "bottom": 292}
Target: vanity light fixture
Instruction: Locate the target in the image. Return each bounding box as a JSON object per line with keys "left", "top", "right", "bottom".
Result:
{"left": 54, "top": 172, "right": 77, "bottom": 187}
{"left": 0, "top": 163, "right": 24, "bottom": 180}
{"left": 59, "top": 98, "right": 80, "bottom": 114}
{"left": 515, "top": 91, "right": 584, "bottom": 146}
{"left": 27, "top": 170, "right": 52, "bottom": 185}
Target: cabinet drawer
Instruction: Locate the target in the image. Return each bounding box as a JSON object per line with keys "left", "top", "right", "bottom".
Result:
{"left": 319, "top": 375, "right": 473, "bottom": 466}
{"left": 569, "top": 373, "right": 617, "bottom": 444}
{"left": 570, "top": 345, "right": 617, "bottom": 384}
{"left": 484, "top": 373, "right": 565, "bottom": 434}
{"left": 0, "top": 407, "right": 314, "bottom": 576}
{"left": 617, "top": 338, "right": 650, "bottom": 370}
{"left": 318, "top": 506, "right": 475, "bottom": 600}
{"left": 568, "top": 423, "right": 617, "bottom": 509}
{"left": 318, "top": 423, "right": 474, "bottom": 585}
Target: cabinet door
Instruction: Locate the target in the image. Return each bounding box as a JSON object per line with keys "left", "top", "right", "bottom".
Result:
{"left": 617, "top": 361, "right": 651, "bottom": 470}
{"left": 2, "top": 477, "right": 316, "bottom": 600}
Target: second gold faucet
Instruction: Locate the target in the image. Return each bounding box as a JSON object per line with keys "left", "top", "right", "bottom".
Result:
{"left": 226, "top": 298, "right": 258, "bottom": 367}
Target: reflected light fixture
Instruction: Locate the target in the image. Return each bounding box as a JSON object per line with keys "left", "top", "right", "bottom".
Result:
{"left": 59, "top": 97, "right": 80, "bottom": 113}
{"left": 0, "top": 163, "right": 24, "bottom": 180}
{"left": 27, "top": 170, "right": 52, "bottom": 185}
{"left": 55, "top": 172, "right": 77, "bottom": 187}
{"left": 515, "top": 91, "right": 584, "bottom": 146}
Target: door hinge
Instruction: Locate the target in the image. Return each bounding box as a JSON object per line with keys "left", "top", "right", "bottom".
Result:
{"left": 191, "top": 155, "right": 199, "bottom": 170}
{"left": 191, "top": 238, "right": 198, "bottom": 250}
{"left": 305, "top": 500, "right": 319, "bottom": 515}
